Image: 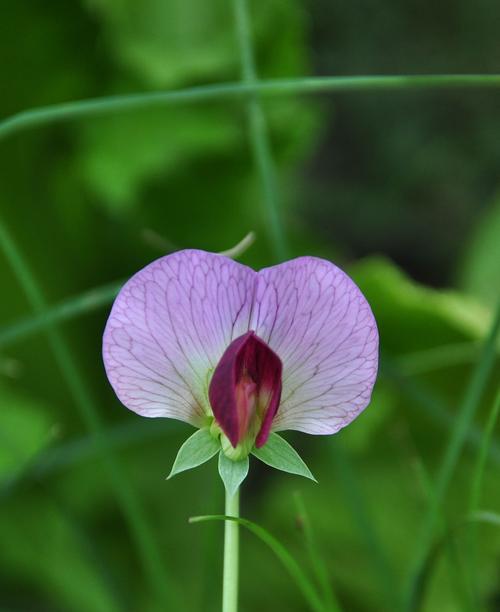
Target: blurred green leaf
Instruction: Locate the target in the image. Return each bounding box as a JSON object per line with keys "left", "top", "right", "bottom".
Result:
{"left": 351, "top": 256, "right": 500, "bottom": 476}
{"left": 84, "top": 0, "right": 235, "bottom": 86}
{"left": 339, "top": 380, "right": 395, "bottom": 454}
{"left": 0, "top": 496, "right": 122, "bottom": 612}
{"left": 75, "top": 0, "right": 318, "bottom": 219}
{"left": 0, "top": 384, "right": 54, "bottom": 481}
{"left": 351, "top": 257, "right": 495, "bottom": 355}
{"left": 76, "top": 106, "right": 241, "bottom": 210}
{"left": 460, "top": 196, "right": 500, "bottom": 306}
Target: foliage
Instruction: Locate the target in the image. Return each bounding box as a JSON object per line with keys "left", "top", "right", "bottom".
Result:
{"left": 0, "top": 1, "right": 499, "bottom": 611}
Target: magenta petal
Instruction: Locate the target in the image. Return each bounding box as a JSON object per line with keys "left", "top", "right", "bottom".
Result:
{"left": 251, "top": 257, "right": 379, "bottom": 436}
{"left": 102, "top": 250, "right": 256, "bottom": 425}
{"left": 209, "top": 331, "right": 282, "bottom": 448}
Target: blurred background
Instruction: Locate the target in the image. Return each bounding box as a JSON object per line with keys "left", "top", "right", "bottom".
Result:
{"left": 0, "top": 1, "right": 499, "bottom": 611}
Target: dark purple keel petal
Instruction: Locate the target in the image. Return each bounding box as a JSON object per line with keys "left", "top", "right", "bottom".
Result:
{"left": 208, "top": 331, "right": 282, "bottom": 448}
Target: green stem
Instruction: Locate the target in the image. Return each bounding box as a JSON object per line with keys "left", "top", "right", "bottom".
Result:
{"left": 191, "top": 513, "right": 324, "bottom": 612}
{"left": 0, "top": 279, "right": 123, "bottom": 348}
{"left": 330, "top": 441, "right": 399, "bottom": 610}
{"left": 223, "top": 488, "right": 240, "bottom": 612}
{"left": 469, "top": 388, "right": 500, "bottom": 517}
{"left": 232, "top": 0, "right": 288, "bottom": 261}
{"left": 1, "top": 75, "right": 500, "bottom": 142}
{"left": 466, "top": 388, "right": 500, "bottom": 607}
{"left": 404, "top": 298, "right": 500, "bottom": 611}
{"left": 293, "top": 492, "right": 343, "bottom": 612}
{"left": 0, "top": 217, "right": 174, "bottom": 606}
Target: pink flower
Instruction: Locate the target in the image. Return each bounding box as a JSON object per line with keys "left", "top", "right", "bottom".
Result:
{"left": 103, "top": 250, "right": 378, "bottom": 460}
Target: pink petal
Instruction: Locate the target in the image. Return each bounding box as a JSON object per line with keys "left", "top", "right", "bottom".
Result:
{"left": 102, "top": 250, "right": 256, "bottom": 425}
{"left": 251, "top": 257, "right": 378, "bottom": 435}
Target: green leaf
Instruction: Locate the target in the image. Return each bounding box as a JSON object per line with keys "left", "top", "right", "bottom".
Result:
{"left": 167, "top": 428, "right": 220, "bottom": 479}
{"left": 351, "top": 257, "right": 494, "bottom": 355}
{"left": 77, "top": 107, "right": 240, "bottom": 211}
{"left": 218, "top": 452, "right": 249, "bottom": 496}
{"left": 251, "top": 433, "right": 316, "bottom": 482}
{"left": 0, "top": 384, "right": 54, "bottom": 482}
{"left": 460, "top": 195, "right": 500, "bottom": 306}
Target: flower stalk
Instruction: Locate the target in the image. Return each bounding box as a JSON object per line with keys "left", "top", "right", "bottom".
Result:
{"left": 223, "top": 488, "right": 240, "bottom": 612}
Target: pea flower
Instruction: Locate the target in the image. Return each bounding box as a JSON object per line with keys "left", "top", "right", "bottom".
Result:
{"left": 103, "top": 250, "right": 378, "bottom": 481}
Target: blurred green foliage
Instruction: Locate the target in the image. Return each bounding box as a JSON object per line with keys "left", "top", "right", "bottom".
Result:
{"left": 1, "top": 1, "right": 499, "bottom": 611}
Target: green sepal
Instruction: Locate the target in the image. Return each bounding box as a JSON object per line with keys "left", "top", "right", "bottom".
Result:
{"left": 167, "top": 428, "right": 220, "bottom": 479}
{"left": 218, "top": 451, "right": 249, "bottom": 496}
{"left": 251, "top": 433, "right": 317, "bottom": 482}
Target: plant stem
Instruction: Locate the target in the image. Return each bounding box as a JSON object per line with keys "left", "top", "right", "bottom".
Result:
{"left": 466, "top": 388, "right": 500, "bottom": 607}
{"left": 404, "top": 298, "right": 500, "bottom": 610}
{"left": 0, "top": 217, "right": 175, "bottom": 606}
{"left": 232, "top": 0, "right": 288, "bottom": 261}
{"left": 2, "top": 75, "right": 500, "bottom": 142}
{"left": 223, "top": 488, "right": 240, "bottom": 612}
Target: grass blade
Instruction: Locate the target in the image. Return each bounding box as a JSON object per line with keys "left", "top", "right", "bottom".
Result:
{"left": 233, "top": 0, "right": 288, "bottom": 261}
{"left": 294, "top": 492, "right": 343, "bottom": 612}
{"left": 0, "top": 419, "right": 181, "bottom": 498}
{"left": 404, "top": 298, "right": 500, "bottom": 611}
{"left": 0, "top": 217, "right": 176, "bottom": 607}
{"left": 1, "top": 76, "right": 500, "bottom": 142}
{"left": 189, "top": 513, "right": 325, "bottom": 612}
{"left": 468, "top": 389, "right": 500, "bottom": 517}
{"left": 4, "top": 363, "right": 500, "bottom": 505}
{"left": 381, "top": 357, "right": 500, "bottom": 466}
{"left": 0, "top": 232, "right": 256, "bottom": 349}
{"left": 0, "top": 280, "right": 123, "bottom": 348}
{"left": 408, "top": 446, "right": 471, "bottom": 612}
{"left": 410, "top": 510, "right": 500, "bottom": 611}
{"left": 466, "top": 388, "right": 500, "bottom": 607}
{"left": 330, "top": 441, "right": 400, "bottom": 610}
{"left": 394, "top": 342, "right": 481, "bottom": 375}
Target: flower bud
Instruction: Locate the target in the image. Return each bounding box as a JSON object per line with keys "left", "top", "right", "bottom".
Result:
{"left": 209, "top": 331, "right": 282, "bottom": 459}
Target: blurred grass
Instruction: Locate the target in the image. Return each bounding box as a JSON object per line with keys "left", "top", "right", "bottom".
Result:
{"left": 1, "top": 1, "right": 500, "bottom": 611}
{"left": 466, "top": 389, "right": 500, "bottom": 607}
{"left": 293, "top": 491, "right": 343, "bottom": 612}
{"left": 232, "top": 0, "right": 288, "bottom": 261}
{"left": 405, "top": 299, "right": 500, "bottom": 610}
{"left": 0, "top": 217, "right": 177, "bottom": 608}
{"left": 0, "top": 280, "right": 123, "bottom": 348}
{"left": 1, "top": 267, "right": 500, "bottom": 609}
{"left": 2, "top": 75, "right": 500, "bottom": 143}
{"left": 469, "top": 389, "right": 500, "bottom": 519}
{"left": 190, "top": 513, "right": 325, "bottom": 612}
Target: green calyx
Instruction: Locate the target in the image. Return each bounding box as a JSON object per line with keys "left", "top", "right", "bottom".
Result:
{"left": 209, "top": 417, "right": 256, "bottom": 461}
{"left": 167, "top": 422, "right": 316, "bottom": 486}
{"left": 220, "top": 432, "right": 254, "bottom": 461}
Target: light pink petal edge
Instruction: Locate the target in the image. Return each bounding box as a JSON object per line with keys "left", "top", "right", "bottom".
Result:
{"left": 102, "top": 250, "right": 256, "bottom": 425}
{"left": 251, "top": 256, "right": 379, "bottom": 435}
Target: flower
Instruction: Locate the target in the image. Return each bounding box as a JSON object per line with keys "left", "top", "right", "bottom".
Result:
{"left": 103, "top": 250, "right": 378, "bottom": 460}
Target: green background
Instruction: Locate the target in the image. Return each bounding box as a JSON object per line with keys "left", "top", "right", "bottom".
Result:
{"left": 1, "top": 1, "right": 499, "bottom": 611}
